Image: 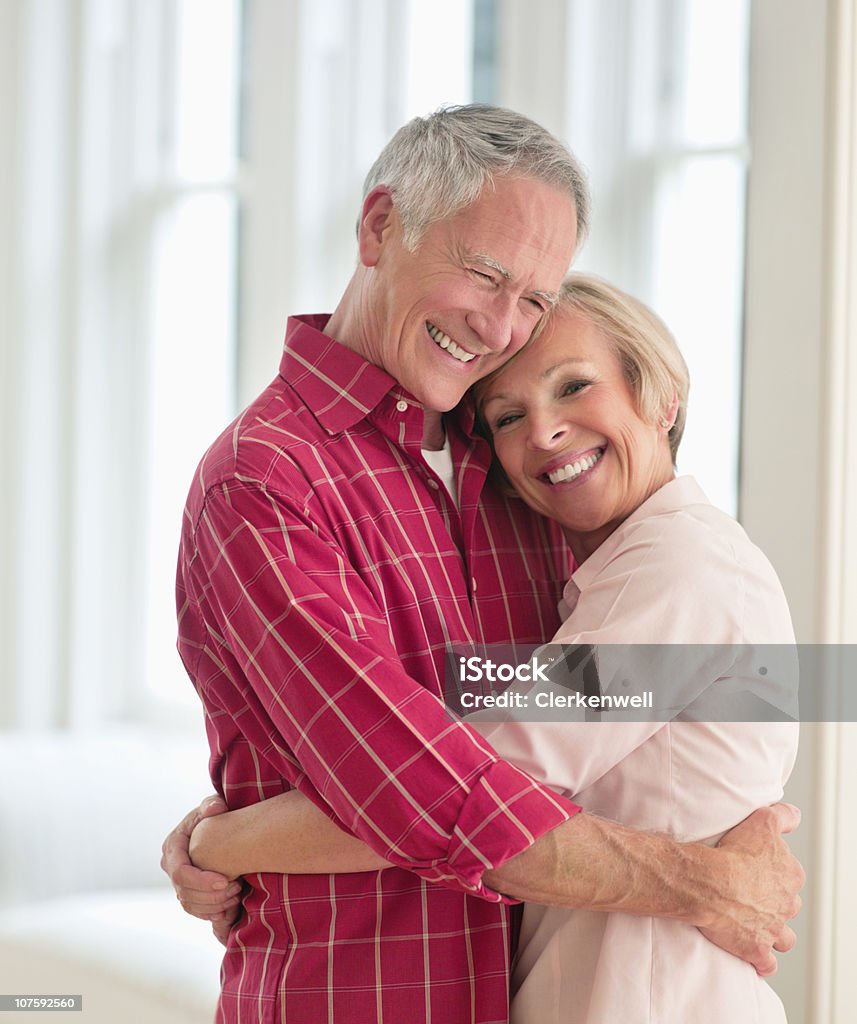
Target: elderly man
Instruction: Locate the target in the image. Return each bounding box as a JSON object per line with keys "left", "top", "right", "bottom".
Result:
{"left": 164, "top": 105, "right": 802, "bottom": 1024}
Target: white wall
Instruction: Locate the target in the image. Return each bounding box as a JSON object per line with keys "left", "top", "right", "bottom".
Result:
{"left": 743, "top": 0, "right": 857, "bottom": 1018}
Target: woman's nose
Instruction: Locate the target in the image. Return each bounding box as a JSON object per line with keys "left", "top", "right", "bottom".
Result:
{"left": 526, "top": 411, "right": 569, "bottom": 450}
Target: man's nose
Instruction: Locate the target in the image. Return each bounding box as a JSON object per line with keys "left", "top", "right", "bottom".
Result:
{"left": 465, "top": 293, "right": 518, "bottom": 352}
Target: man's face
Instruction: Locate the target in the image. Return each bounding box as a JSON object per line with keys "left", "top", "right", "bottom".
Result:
{"left": 358, "top": 176, "right": 578, "bottom": 413}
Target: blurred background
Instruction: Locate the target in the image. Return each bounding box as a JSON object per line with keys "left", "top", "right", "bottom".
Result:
{"left": 1, "top": 0, "right": 855, "bottom": 1020}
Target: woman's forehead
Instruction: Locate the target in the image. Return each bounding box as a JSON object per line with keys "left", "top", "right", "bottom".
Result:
{"left": 494, "top": 312, "right": 610, "bottom": 384}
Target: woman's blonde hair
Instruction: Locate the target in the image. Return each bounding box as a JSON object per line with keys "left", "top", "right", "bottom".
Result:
{"left": 476, "top": 273, "right": 690, "bottom": 462}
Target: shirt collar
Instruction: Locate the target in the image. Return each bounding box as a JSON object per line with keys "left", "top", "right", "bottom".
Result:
{"left": 564, "top": 475, "right": 709, "bottom": 604}
{"left": 279, "top": 314, "right": 481, "bottom": 440}
{"left": 279, "top": 314, "right": 400, "bottom": 434}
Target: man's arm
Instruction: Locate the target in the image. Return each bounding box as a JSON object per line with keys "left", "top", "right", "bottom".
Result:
{"left": 178, "top": 481, "right": 578, "bottom": 898}
{"left": 485, "top": 803, "right": 802, "bottom": 977}
{"left": 164, "top": 789, "right": 802, "bottom": 975}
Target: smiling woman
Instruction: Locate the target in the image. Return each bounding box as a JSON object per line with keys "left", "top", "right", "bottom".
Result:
{"left": 477, "top": 274, "right": 688, "bottom": 562}
{"left": 464, "top": 273, "right": 798, "bottom": 1023}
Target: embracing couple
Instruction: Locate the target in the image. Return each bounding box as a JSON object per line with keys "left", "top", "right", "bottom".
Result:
{"left": 162, "top": 105, "right": 803, "bottom": 1024}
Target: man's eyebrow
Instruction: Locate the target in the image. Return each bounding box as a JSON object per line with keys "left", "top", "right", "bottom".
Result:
{"left": 468, "top": 253, "right": 513, "bottom": 279}
{"left": 468, "top": 253, "right": 560, "bottom": 307}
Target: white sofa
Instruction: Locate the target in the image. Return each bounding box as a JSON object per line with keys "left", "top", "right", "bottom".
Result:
{"left": 0, "top": 729, "right": 224, "bottom": 1023}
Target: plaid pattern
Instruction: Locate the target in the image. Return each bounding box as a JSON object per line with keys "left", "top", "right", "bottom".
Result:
{"left": 177, "top": 315, "right": 579, "bottom": 1023}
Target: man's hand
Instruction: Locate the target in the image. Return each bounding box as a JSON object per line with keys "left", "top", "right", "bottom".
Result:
{"left": 160, "top": 795, "right": 244, "bottom": 946}
{"left": 485, "top": 802, "right": 804, "bottom": 977}
{"left": 698, "top": 802, "right": 804, "bottom": 976}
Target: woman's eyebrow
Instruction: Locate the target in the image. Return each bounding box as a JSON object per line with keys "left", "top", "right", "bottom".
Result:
{"left": 539, "top": 357, "right": 590, "bottom": 379}
{"left": 481, "top": 393, "right": 510, "bottom": 411}
{"left": 481, "top": 359, "right": 592, "bottom": 411}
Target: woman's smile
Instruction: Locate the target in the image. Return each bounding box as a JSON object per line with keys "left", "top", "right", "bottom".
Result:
{"left": 480, "top": 310, "right": 675, "bottom": 563}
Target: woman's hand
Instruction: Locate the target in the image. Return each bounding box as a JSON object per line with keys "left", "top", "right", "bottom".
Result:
{"left": 161, "top": 795, "right": 244, "bottom": 945}
{"left": 163, "top": 788, "right": 391, "bottom": 948}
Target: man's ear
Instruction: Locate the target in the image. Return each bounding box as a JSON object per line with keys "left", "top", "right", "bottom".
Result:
{"left": 358, "top": 187, "right": 396, "bottom": 267}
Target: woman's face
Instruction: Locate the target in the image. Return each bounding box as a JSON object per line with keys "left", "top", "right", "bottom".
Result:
{"left": 479, "top": 310, "right": 675, "bottom": 563}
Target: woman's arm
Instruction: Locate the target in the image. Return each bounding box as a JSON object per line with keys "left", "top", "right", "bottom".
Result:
{"left": 188, "top": 789, "right": 391, "bottom": 878}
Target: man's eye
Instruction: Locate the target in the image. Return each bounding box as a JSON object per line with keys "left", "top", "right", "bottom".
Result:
{"left": 470, "top": 268, "right": 495, "bottom": 282}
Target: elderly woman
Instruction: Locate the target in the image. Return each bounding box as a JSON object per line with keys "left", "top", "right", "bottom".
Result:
{"left": 180, "top": 275, "right": 798, "bottom": 1023}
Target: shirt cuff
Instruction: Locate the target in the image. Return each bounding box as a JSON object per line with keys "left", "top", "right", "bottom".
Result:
{"left": 427, "top": 759, "right": 581, "bottom": 903}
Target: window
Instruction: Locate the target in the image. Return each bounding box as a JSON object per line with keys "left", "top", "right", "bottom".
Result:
{"left": 137, "top": 0, "right": 243, "bottom": 715}
{"left": 562, "top": 0, "right": 751, "bottom": 514}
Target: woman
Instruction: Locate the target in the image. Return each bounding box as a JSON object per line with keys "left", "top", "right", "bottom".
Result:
{"left": 185, "top": 275, "right": 798, "bottom": 1023}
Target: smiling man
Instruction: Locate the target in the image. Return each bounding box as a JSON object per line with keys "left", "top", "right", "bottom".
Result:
{"left": 164, "top": 105, "right": 803, "bottom": 1024}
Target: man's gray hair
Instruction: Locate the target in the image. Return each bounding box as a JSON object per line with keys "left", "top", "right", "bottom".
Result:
{"left": 363, "top": 104, "right": 590, "bottom": 252}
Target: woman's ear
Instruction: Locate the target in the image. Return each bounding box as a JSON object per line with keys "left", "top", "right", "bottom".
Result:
{"left": 357, "top": 187, "right": 396, "bottom": 267}
{"left": 662, "top": 392, "right": 680, "bottom": 429}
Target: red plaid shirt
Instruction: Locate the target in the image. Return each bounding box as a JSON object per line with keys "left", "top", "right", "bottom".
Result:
{"left": 177, "top": 315, "right": 581, "bottom": 1023}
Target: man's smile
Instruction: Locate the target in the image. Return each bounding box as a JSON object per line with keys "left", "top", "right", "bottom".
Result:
{"left": 426, "top": 321, "right": 477, "bottom": 363}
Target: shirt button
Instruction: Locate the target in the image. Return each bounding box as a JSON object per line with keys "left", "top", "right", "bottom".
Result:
{"left": 396, "top": 400, "right": 408, "bottom": 412}
{"left": 427, "top": 479, "right": 440, "bottom": 490}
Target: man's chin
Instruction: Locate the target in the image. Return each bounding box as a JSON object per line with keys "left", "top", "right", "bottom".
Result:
{"left": 425, "top": 392, "right": 469, "bottom": 414}
{"left": 412, "top": 379, "right": 472, "bottom": 413}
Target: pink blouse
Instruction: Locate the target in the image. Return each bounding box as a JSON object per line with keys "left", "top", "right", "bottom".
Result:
{"left": 473, "top": 476, "right": 798, "bottom": 1023}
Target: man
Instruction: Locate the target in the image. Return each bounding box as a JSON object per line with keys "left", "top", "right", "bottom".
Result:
{"left": 164, "top": 105, "right": 802, "bottom": 1023}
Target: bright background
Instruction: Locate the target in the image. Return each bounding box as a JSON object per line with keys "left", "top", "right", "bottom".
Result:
{"left": 1, "top": 2, "right": 856, "bottom": 1021}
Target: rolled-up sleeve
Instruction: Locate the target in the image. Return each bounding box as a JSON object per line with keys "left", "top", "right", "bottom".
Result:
{"left": 179, "top": 479, "right": 579, "bottom": 900}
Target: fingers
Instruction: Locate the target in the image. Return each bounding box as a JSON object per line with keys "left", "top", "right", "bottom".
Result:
{"left": 773, "top": 925, "right": 797, "bottom": 954}
{"left": 177, "top": 888, "right": 243, "bottom": 921}
{"left": 160, "top": 795, "right": 228, "bottom": 875}
{"left": 161, "top": 809, "right": 201, "bottom": 876}
{"left": 161, "top": 799, "right": 241, "bottom": 922}
{"left": 750, "top": 924, "right": 797, "bottom": 975}
{"left": 753, "top": 948, "right": 778, "bottom": 978}
{"left": 212, "top": 911, "right": 237, "bottom": 946}
{"left": 173, "top": 863, "right": 243, "bottom": 920}
{"left": 767, "top": 801, "right": 801, "bottom": 835}
{"left": 173, "top": 862, "right": 241, "bottom": 898}
{"left": 198, "top": 794, "right": 230, "bottom": 819}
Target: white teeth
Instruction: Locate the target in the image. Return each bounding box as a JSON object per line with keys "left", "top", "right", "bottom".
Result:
{"left": 427, "top": 324, "right": 476, "bottom": 363}
{"left": 547, "top": 450, "right": 603, "bottom": 485}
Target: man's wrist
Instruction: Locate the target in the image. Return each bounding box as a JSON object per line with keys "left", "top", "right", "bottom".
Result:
{"left": 574, "top": 814, "right": 719, "bottom": 923}
{"left": 485, "top": 811, "right": 723, "bottom": 925}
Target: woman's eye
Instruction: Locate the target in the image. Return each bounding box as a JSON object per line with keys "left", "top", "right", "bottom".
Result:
{"left": 494, "top": 412, "right": 521, "bottom": 430}
{"left": 561, "top": 380, "right": 589, "bottom": 397}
